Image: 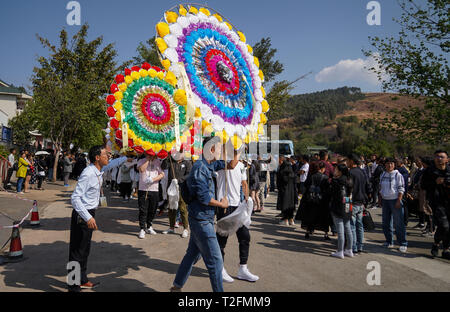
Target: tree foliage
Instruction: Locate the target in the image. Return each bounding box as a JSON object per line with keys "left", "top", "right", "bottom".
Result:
{"left": 9, "top": 100, "right": 38, "bottom": 147}
{"left": 365, "top": 0, "right": 449, "bottom": 145}
{"left": 287, "top": 87, "right": 365, "bottom": 125}
{"left": 132, "top": 36, "right": 162, "bottom": 67}
{"left": 11, "top": 24, "right": 119, "bottom": 180}
{"left": 252, "top": 37, "right": 284, "bottom": 83}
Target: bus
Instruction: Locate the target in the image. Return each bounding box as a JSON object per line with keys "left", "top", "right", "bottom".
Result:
{"left": 246, "top": 139, "right": 294, "bottom": 172}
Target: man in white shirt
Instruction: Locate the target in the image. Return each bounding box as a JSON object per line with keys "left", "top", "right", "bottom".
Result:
{"left": 4, "top": 148, "right": 16, "bottom": 187}
{"left": 298, "top": 155, "right": 310, "bottom": 194}
{"left": 216, "top": 154, "right": 259, "bottom": 283}
{"left": 68, "top": 145, "right": 110, "bottom": 292}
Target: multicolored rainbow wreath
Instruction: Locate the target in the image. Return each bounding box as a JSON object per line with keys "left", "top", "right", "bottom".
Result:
{"left": 155, "top": 4, "right": 269, "bottom": 150}
{"left": 105, "top": 63, "right": 191, "bottom": 159}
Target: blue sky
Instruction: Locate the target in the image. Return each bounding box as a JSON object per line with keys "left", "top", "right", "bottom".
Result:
{"left": 0, "top": 0, "right": 406, "bottom": 95}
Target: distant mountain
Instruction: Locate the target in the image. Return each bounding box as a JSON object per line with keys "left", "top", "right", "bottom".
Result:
{"left": 269, "top": 87, "right": 424, "bottom": 129}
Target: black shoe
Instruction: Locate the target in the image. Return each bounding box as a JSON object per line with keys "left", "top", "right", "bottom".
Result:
{"left": 324, "top": 235, "right": 331, "bottom": 241}
{"left": 431, "top": 244, "right": 439, "bottom": 258}
{"left": 305, "top": 232, "right": 310, "bottom": 239}
{"left": 413, "top": 223, "right": 425, "bottom": 229}
{"left": 442, "top": 250, "right": 450, "bottom": 260}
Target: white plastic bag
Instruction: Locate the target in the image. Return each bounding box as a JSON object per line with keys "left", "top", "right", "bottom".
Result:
{"left": 216, "top": 198, "right": 253, "bottom": 237}
{"left": 167, "top": 179, "right": 179, "bottom": 210}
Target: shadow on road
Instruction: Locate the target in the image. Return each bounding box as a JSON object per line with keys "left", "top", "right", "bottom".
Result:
{"left": 250, "top": 212, "right": 431, "bottom": 260}
{"left": 0, "top": 238, "right": 209, "bottom": 292}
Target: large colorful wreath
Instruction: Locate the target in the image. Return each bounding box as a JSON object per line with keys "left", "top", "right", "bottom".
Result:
{"left": 155, "top": 4, "right": 269, "bottom": 150}
{"left": 105, "top": 63, "right": 191, "bottom": 159}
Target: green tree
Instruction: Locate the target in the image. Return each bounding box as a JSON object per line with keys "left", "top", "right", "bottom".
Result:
{"left": 132, "top": 36, "right": 162, "bottom": 67}
{"left": 22, "top": 24, "right": 118, "bottom": 181}
{"left": 9, "top": 100, "right": 38, "bottom": 147}
{"left": 266, "top": 80, "right": 294, "bottom": 120}
{"left": 365, "top": 0, "right": 449, "bottom": 145}
{"left": 252, "top": 37, "right": 284, "bottom": 83}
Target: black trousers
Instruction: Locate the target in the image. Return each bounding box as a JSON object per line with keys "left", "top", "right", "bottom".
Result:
{"left": 120, "top": 182, "right": 132, "bottom": 199}
{"left": 138, "top": 191, "right": 159, "bottom": 229}
{"left": 433, "top": 205, "right": 450, "bottom": 249}
{"left": 216, "top": 205, "right": 250, "bottom": 265}
{"left": 68, "top": 209, "right": 95, "bottom": 290}
{"left": 37, "top": 176, "right": 44, "bottom": 189}
{"left": 4, "top": 168, "right": 14, "bottom": 186}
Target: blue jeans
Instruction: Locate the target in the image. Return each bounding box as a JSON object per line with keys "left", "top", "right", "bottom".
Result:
{"left": 332, "top": 213, "right": 353, "bottom": 252}
{"left": 351, "top": 205, "right": 364, "bottom": 252}
{"left": 16, "top": 177, "right": 24, "bottom": 192}
{"left": 173, "top": 217, "right": 223, "bottom": 292}
{"left": 48, "top": 167, "right": 53, "bottom": 181}
{"left": 382, "top": 199, "right": 408, "bottom": 246}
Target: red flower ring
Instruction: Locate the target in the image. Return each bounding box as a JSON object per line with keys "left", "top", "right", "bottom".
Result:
{"left": 140, "top": 93, "right": 171, "bottom": 125}
{"left": 205, "top": 49, "right": 239, "bottom": 95}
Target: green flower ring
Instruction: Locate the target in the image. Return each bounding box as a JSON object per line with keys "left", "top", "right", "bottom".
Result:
{"left": 105, "top": 63, "right": 190, "bottom": 158}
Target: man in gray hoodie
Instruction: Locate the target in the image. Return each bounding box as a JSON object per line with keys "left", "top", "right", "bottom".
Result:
{"left": 379, "top": 157, "right": 408, "bottom": 253}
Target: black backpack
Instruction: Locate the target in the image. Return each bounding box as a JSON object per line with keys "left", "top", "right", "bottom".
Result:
{"left": 180, "top": 179, "right": 195, "bottom": 204}
{"left": 308, "top": 174, "right": 324, "bottom": 204}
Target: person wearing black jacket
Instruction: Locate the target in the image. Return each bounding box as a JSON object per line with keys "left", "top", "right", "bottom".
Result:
{"left": 276, "top": 156, "right": 296, "bottom": 225}
{"left": 421, "top": 150, "right": 450, "bottom": 259}
{"left": 35, "top": 155, "right": 47, "bottom": 190}
{"left": 347, "top": 154, "right": 370, "bottom": 254}
{"left": 371, "top": 158, "right": 385, "bottom": 207}
{"left": 249, "top": 160, "right": 260, "bottom": 211}
{"left": 296, "top": 161, "right": 331, "bottom": 238}
{"left": 163, "top": 154, "right": 193, "bottom": 238}
{"left": 329, "top": 164, "right": 354, "bottom": 259}
{"left": 397, "top": 159, "right": 410, "bottom": 226}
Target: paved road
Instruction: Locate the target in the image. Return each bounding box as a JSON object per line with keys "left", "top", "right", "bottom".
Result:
{"left": 0, "top": 185, "right": 449, "bottom": 292}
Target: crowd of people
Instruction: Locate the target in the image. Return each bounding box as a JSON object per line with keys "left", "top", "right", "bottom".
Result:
{"left": 3, "top": 148, "right": 90, "bottom": 193}
{"left": 3, "top": 143, "right": 448, "bottom": 292}
{"left": 275, "top": 150, "right": 450, "bottom": 260}
{"left": 68, "top": 141, "right": 262, "bottom": 292}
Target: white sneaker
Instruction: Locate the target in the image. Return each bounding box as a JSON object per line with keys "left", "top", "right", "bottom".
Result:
{"left": 289, "top": 219, "right": 295, "bottom": 226}
{"left": 331, "top": 251, "right": 344, "bottom": 259}
{"left": 146, "top": 226, "right": 157, "bottom": 235}
{"left": 174, "top": 221, "right": 180, "bottom": 228}
{"left": 181, "top": 229, "right": 189, "bottom": 238}
{"left": 138, "top": 229, "right": 145, "bottom": 239}
{"left": 162, "top": 228, "right": 175, "bottom": 234}
{"left": 344, "top": 249, "right": 354, "bottom": 258}
{"left": 222, "top": 268, "right": 234, "bottom": 283}
{"left": 399, "top": 246, "right": 407, "bottom": 253}
{"left": 279, "top": 219, "right": 289, "bottom": 226}
{"left": 237, "top": 265, "right": 259, "bottom": 282}
{"left": 383, "top": 242, "right": 395, "bottom": 248}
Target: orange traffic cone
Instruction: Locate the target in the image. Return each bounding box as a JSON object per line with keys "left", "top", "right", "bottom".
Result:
{"left": 30, "top": 200, "right": 40, "bottom": 226}
{"left": 9, "top": 221, "right": 23, "bottom": 259}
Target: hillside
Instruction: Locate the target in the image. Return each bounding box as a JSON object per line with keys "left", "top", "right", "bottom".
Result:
{"left": 269, "top": 92, "right": 425, "bottom": 130}
{"left": 267, "top": 88, "right": 427, "bottom": 156}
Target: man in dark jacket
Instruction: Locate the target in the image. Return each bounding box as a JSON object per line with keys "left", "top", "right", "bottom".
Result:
{"left": 371, "top": 158, "right": 385, "bottom": 207}
{"left": 421, "top": 150, "right": 450, "bottom": 259}
{"left": 347, "top": 154, "right": 370, "bottom": 254}
{"left": 163, "top": 152, "right": 193, "bottom": 238}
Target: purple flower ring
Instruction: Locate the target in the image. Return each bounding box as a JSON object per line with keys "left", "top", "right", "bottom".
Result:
{"left": 155, "top": 4, "right": 269, "bottom": 146}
